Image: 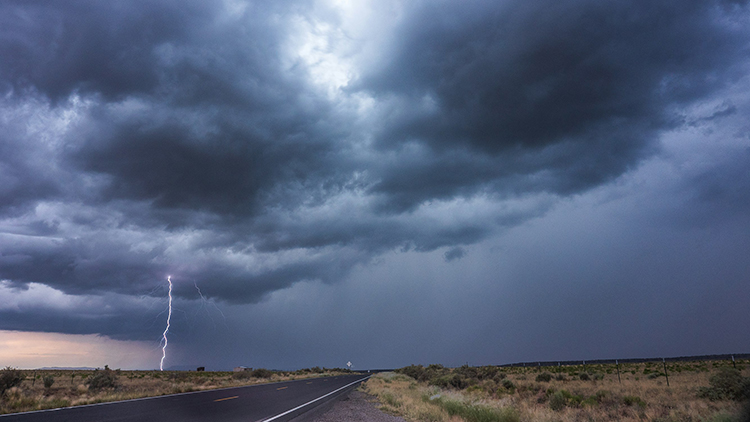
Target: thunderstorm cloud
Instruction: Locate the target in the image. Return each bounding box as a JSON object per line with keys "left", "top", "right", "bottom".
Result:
{"left": 0, "top": 0, "right": 749, "bottom": 368}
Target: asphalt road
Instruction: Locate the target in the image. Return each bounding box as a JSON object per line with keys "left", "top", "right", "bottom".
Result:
{"left": 0, "top": 374, "right": 371, "bottom": 422}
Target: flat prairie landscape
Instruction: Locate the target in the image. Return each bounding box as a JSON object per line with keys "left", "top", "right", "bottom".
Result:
{"left": 363, "top": 360, "right": 750, "bottom": 422}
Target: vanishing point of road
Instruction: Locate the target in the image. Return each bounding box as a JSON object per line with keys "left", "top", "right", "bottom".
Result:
{"left": 0, "top": 373, "right": 371, "bottom": 422}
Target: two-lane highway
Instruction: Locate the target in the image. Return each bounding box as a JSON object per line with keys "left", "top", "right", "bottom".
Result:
{"left": 0, "top": 374, "right": 371, "bottom": 422}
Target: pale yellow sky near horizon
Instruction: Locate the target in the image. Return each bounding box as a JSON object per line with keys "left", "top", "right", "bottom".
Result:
{"left": 0, "top": 330, "right": 158, "bottom": 369}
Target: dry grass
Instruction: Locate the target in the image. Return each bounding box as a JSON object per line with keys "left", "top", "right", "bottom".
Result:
{"left": 364, "top": 360, "right": 749, "bottom": 422}
{"left": 0, "top": 368, "right": 353, "bottom": 415}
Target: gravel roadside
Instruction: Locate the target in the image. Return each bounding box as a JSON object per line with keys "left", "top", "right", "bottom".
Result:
{"left": 304, "top": 390, "right": 407, "bottom": 422}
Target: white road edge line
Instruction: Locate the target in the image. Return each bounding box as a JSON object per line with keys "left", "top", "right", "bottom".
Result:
{"left": 259, "top": 375, "right": 372, "bottom": 422}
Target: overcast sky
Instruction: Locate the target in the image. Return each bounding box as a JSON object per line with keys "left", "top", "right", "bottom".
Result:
{"left": 1, "top": 0, "right": 749, "bottom": 370}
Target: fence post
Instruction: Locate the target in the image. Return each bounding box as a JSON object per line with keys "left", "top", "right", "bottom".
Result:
{"left": 663, "top": 358, "right": 670, "bottom": 387}
{"left": 732, "top": 355, "right": 736, "bottom": 369}
{"left": 616, "top": 360, "right": 621, "bottom": 384}
{"left": 32, "top": 370, "right": 36, "bottom": 387}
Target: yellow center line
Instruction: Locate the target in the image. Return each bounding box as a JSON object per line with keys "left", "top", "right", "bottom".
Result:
{"left": 214, "top": 396, "right": 239, "bottom": 402}
{"left": 277, "top": 386, "right": 288, "bottom": 390}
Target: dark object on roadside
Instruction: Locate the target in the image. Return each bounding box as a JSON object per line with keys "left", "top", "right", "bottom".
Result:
{"left": 196, "top": 367, "right": 205, "bottom": 372}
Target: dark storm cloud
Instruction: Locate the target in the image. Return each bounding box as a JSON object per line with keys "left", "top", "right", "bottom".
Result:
{"left": 0, "top": 0, "right": 201, "bottom": 100}
{"left": 0, "top": 305, "right": 158, "bottom": 341}
{"left": 0, "top": 0, "right": 748, "bottom": 346}
{"left": 359, "top": 0, "right": 749, "bottom": 210}
{"left": 0, "top": 0, "right": 309, "bottom": 102}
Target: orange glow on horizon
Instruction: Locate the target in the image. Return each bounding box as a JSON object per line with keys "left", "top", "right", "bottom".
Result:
{"left": 0, "top": 330, "right": 158, "bottom": 369}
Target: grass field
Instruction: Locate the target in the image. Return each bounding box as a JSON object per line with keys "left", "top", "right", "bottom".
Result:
{"left": 363, "top": 360, "right": 750, "bottom": 422}
{"left": 0, "top": 366, "right": 353, "bottom": 415}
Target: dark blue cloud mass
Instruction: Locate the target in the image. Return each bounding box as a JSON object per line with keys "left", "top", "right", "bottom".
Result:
{"left": 0, "top": 0, "right": 748, "bottom": 368}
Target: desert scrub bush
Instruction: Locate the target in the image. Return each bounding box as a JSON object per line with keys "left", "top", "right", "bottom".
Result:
{"left": 232, "top": 370, "right": 252, "bottom": 380}
{"left": 698, "top": 368, "right": 750, "bottom": 401}
{"left": 397, "top": 364, "right": 449, "bottom": 383}
{"left": 0, "top": 367, "right": 24, "bottom": 395}
{"left": 535, "top": 372, "right": 552, "bottom": 382}
{"left": 251, "top": 368, "right": 274, "bottom": 378}
{"left": 549, "top": 391, "right": 568, "bottom": 411}
{"left": 434, "top": 397, "right": 519, "bottom": 422}
{"left": 579, "top": 372, "right": 590, "bottom": 381}
{"left": 86, "top": 366, "right": 118, "bottom": 391}
{"left": 622, "top": 395, "right": 646, "bottom": 408}
{"left": 429, "top": 374, "right": 474, "bottom": 390}
{"left": 43, "top": 376, "right": 55, "bottom": 389}
{"left": 501, "top": 379, "right": 515, "bottom": 392}
{"left": 381, "top": 391, "right": 401, "bottom": 408}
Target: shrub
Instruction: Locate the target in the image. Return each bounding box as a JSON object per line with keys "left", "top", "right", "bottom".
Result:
{"left": 555, "top": 374, "right": 567, "bottom": 381}
{"left": 397, "top": 364, "right": 450, "bottom": 384}
{"left": 429, "top": 374, "right": 472, "bottom": 389}
{"left": 581, "top": 397, "right": 598, "bottom": 407}
{"left": 437, "top": 398, "right": 519, "bottom": 422}
{"left": 549, "top": 391, "right": 567, "bottom": 411}
{"left": 43, "top": 376, "right": 55, "bottom": 389}
{"left": 477, "top": 366, "right": 501, "bottom": 381}
{"left": 398, "top": 365, "right": 426, "bottom": 381}
{"left": 381, "top": 392, "right": 400, "bottom": 407}
{"left": 455, "top": 365, "right": 479, "bottom": 380}
{"left": 251, "top": 368, "right": 273, "bottom": 378}
{"left": 232, "top": 370, "right": 252, "bottom": 380}
{"left": 0, "top": 367, "right": 24, "bottom": 395}
{"left": 579, "top": 373, "right": 590, "bottom": 381}
{"left": 86, "top": 367, "right": 118, "bottom": 391}
{"left": 698, "top": 368, "right": 750, "bottom": 401}
{"left": 622, "top": 395, "right": 646, "bottom": 408}
{"left": 593, "top": 390, "right": 610, "bottom": 403}
{"left": 501, "top": 379, "right": 515, "bottom": 391}
{"left": 535, "top": 372, "right": 552, "bottom": 382}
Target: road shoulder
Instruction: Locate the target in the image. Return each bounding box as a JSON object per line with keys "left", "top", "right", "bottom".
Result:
{"left": 300, "top": 390, "right": 406, "bottom": 422}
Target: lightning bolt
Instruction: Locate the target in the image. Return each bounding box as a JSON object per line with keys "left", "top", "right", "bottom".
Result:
{"left": 195, "top": 281, "right": 226, "bottom": 321}
{"left": 160, "top": 276, "right": 173, "bottom": 371}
